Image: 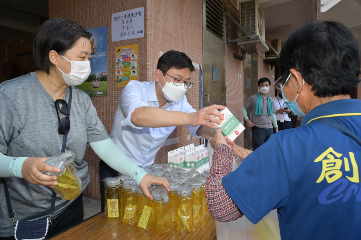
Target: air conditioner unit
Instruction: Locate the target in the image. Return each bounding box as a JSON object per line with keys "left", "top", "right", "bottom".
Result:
{"left": 263, "top": 38, "right": 282, "bottom": 59}
{"left": 239, "top": 0, "right": 265, "bottom": 42}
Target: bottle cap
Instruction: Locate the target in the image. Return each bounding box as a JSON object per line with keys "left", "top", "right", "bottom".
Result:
{"left": 43, "top": 151, "right": 75, "bottom": 176}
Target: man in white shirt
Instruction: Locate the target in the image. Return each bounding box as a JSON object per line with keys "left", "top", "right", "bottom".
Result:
{"left": 99, "top": 50, "right": 224, "bottom": 210}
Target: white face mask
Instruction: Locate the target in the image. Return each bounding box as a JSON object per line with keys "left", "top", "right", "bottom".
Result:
{"left": 56, "top": 55, "right": 91, "bottom": 86}
{"left": 260, "top": 86, "right": 270, "bottom": 94}
{"left": 158, "top": 75, "right": 187, "bottom": 102}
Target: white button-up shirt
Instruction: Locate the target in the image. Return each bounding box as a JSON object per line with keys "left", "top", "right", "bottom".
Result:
{"left": 110, "top": 80, "right": 201, "bottom": 167}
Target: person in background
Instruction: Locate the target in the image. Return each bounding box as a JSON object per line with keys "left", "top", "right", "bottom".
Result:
{"left": 206, "top": 20, "right": 361, "bottom": 240}
{"left": 242, "top": 78, "right": 278, "bottom": 150}
{"left": 0, "top": 18, "right": 168, "bottom": 240}
{"left": 99, "top": 50, "right": 229, "bottom": 211}
{"left": 273, "top": 88, "right": 292, "bottom": 130}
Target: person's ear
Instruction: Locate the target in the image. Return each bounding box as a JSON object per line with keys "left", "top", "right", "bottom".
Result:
{"left": 155, "top": 69, "right": 163, "bottom": 83}
{"left": 290, "top": 69, "right": 304, "bottom": 93}
{"left": 49, "top": 50, "right": 60, "bottom": 66}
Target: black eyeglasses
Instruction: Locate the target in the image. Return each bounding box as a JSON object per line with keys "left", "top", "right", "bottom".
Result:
{"left": 55, "top": 99, "right": 70, "bottom": 135}
{"left": 165, "top": 73, "right": 194, "bottom": 89}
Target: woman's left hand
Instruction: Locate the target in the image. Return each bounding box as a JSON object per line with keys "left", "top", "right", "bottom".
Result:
{"left": 139, "top": 174, "right": 170, "bottom": 199}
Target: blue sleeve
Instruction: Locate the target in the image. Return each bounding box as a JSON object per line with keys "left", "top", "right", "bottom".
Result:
{"left": 182, "top": 95, "right": 201, "bottom": 138}
{"left": 89, "top": 138, "right": 147, "bottom": 185}
{"left": 0, "top": 153, "right": 27, "bottom": 178}
{"left": 119, "top": 81, "right": 148, "bottom": 129}
{"left": 222, "top": 134, "right": 289, "bottom": 223}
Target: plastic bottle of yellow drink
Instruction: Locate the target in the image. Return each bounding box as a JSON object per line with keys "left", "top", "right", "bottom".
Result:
{"left": 152, "top": 169, "right": 165, "bottom": 177}
{"left": 189, "top": 180, "right": 203, "bottom": 227}
{"left": 174, "top": 168, "right": 187, "bottom": 175}
{"left": 176, "top": 186, "right": 193, "bottom": 234}
{"left": 197, "top": 176, "right": 208, "bottom": 218}
{"left": 122, "top": 180, "right": 136, "bottom": 225}
{"left": 169, "top": 182, "right": 180, "bottom": 228}
{"left": 178, "top": 176, "right": 188, "bottom": 186}
{"left": 118, "top": 175, "right": 132, "bottom": 219}
{"left": 105, "top": 177, "right": 121, "bottom": 218}
{"left": 152, "top": 188, "right": 171, "bottom": 234}
{"left": 135, "top": 186, "right": 154, "bottom": 230}
{"left": 43, "top": 151, "right": 81, "bottom": 201}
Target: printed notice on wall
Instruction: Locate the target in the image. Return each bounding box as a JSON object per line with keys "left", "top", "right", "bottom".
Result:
{"left": 115, "top": 44, "right": 138, "bottom": 87}
{"left": 112, "top": 7, "right": 144, "bottom": 42}
{"left": 77, "top": 26, "right": 107, "bottom": 96}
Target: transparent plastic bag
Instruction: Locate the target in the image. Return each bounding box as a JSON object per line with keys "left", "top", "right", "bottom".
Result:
{"left": 42, "top": 151, "right": 81, "bottom": 200}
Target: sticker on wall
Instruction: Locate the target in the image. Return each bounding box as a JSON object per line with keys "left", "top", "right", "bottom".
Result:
{"left": 115, "top": 44, "right": 138, "bottom": 87}
{"left": 77, "top": 26, "right": 107, "bottom": 97}
{"left": 112, "top": 7, "right": 144, "bottom": 42}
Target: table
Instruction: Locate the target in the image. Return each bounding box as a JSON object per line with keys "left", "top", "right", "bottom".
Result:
{"left": 52, "top": 213, "right": 216, "bottom": 240}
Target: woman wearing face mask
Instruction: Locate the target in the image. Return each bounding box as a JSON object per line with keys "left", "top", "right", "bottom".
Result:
{"left": 0, "top": 18, "right": 169, "bottom": 239}
{"left": 272, "top": 88, "right": 292, "bottom": 130}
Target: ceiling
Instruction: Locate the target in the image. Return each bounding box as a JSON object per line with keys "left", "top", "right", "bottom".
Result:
{"left": 260, "top": 0, "right": 361, "bottom": 45}
{"left": 0, "top": 0, "right": 48, "bottom": 41}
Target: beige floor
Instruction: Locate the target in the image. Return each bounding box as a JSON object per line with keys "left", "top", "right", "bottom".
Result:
{"left": 83, "top": 196, "right": 101, "bottom": 220}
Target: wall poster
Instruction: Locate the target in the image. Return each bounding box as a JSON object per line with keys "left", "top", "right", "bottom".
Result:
{"left": 112, "top": 7, "right": 144, "bottom": 42}
{"left": 77, "top": 26, "right": 107, "bottom": 96}
{"left": 115, "top": 44, "right": 138, "bottom": 87}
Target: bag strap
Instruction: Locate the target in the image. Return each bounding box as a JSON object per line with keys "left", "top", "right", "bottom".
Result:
{"left": 311, "top": 117, "right": 361, "bottom": 146}
{"left": 3, "top": 86, "right": 73, "bottom": 223}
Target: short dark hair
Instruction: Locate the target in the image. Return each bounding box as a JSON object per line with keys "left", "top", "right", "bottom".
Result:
{"left": 33, "top": 18, "right": 91, "bottom": 73}
{"left": 280, "top": 21, "right": 360, "bottom": 97}
{"left": 157, "top": 50, "right": 194, "bottom": 74}
{"left": 258, "top": 77, "right": 271, "bottom": 86}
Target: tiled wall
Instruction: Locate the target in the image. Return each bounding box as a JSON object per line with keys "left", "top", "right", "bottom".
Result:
{"left": 145, "top": 0, "right": 203, "bottom": 164}
{"left": 50, "top": 0, "right": 202, "bottom": 200}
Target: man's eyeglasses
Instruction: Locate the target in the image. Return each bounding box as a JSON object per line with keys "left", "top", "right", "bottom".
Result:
{"left": 55, "top": 99, "right": 70, "bottom": 135}
{"left": 165, "top": 73, "right": 194, "bottom": 89}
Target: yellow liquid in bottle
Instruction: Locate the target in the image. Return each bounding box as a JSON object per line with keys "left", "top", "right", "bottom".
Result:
{"left": 169, "top": 191, "right": 178, "bottom": 228}
{"left": 136, "top": 192, "right": 155, "bottom": 230}
{"left": 105, "top": 185, "right": 121, "bottom": 218}
{"left": 176, "top": 195, "right": 193, "bottom": 234}
{"left": 192, "top": 189, "right": 202, "bottom": 227}
{"left": 122, "top": 189, "right": 136, "bottom": 225}
{"left": 201, "top": 185, "right": 208, "bottom": 217}
{"left": 118, "top": 185, "right": 122, "bottom": 219}
{"left": 54, "top": 165, "right": 81, "bottom": 200}
{"left": 153, "top": 200, "right": 171, "bottom": 234}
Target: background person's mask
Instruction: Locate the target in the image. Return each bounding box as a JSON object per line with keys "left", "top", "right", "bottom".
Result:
{"left": 57, "top": 55, "right": 91, "bottom": 86}
{"left": 260, "top": 86, "right": 270, "bottom": 94}
{"left": 159, "top": 75, "right": 187, "bottom": 102}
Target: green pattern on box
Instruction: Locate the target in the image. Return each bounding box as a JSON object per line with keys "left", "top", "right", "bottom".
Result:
{"left": 168, "top": 162, "right": 185, "bottom": 169}
{"left": 213, "top": 115, "right": 242, "bottom": 137}
{"left": 221, "top": 115, "right": 242, "bottom": 137}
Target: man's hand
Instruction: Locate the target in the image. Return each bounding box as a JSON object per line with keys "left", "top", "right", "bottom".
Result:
{"left": 139, "top": 174, "right": 170, "bottom": 200}
{"left": 188, "top": 104, "right": 225, "bottom": 128}
{"left": 275, "top": 127, "right": 279, "bottom": 133}
{"left": 22, "top": 157, "right": 60, "bottom": 187}
{"left": 246, "top": 119, "right": 254, "bottom": 128}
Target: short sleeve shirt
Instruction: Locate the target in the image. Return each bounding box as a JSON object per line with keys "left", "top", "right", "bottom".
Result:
{"left": 110, "top": 80, "right": 201, "bottom": 167}
{"left": 223, "top": 99, "right": 361, "bottom": 240}
{"left": 0, "top": 72, "right": 108, "bottom": 236}
{"left": 244, "top": 93, "right": 276, "bottom": 129}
